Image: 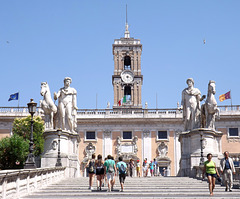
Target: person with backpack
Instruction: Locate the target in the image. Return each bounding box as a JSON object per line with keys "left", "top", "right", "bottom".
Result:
{"left": 85, "top": 154, "right": 96, "bottom": 190}
{"left": 116, "top": 156, "right": 127, "bottom": 192}
{"left": 149, "top": 160, "right": 154, "bottom": 177}
{"left": 104, "top": 155, "right": 116, "bottom": 192}
{"left": 95, "top": 154, "right": 104, "bottom": 191}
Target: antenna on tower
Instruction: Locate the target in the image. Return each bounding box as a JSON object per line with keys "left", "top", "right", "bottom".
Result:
{"left": 124, "top": 4, "right": 130, "bottom": 38}
{"left": 126, "top": 4, "right": 128, "bottom": 24}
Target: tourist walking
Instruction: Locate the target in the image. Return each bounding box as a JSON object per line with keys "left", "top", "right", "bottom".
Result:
{"left": 143, "top": 158, "right": 149, "bottom": 177}
{"left": 153, "top": 158, "right": 158, "bottom": 176}
{"left": 95, "top": 154, "right": 105, "bottom": 191}
{"left": 149, "top": 161, "right": 154, "bottom": 176}
{"left": 104, "top": 155, "right": 116, "bottom": 192}
{"left": 220, "top": 151, "right": 236, "bottom": 192}
{"left": 110, "top": 156, "right": 116, "bottom": 189}
{"left": 136, "top": 159, "right": 141, "bottom": 177}
{"left": 85, "top": 154, "right": 96, "bottom": 190}
{"left": 202, "top": 153, "right": 220, "bottom": 196}
{"left": 103, "top": 157, "right": 108, "bottom": 187}
{"left": 129, "top": 159, "right": 134, "bottom": 177}
{"left": 116, "top": 156, "right": 127, "bottom": 192}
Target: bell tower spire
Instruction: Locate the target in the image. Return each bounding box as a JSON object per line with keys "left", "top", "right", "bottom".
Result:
{"left": 124, "top": 4, "right": 130, "bottom": 38}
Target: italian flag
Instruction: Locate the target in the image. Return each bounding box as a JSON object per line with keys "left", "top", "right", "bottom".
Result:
{"left": 118, "top": 96, "right": 126, "bottom": 106}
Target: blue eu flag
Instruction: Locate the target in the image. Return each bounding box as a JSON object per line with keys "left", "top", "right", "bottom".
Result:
{"left": 8, "top": 92, "right": 19, "bottom": 101}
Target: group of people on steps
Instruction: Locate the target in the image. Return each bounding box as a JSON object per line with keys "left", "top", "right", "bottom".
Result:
{"left": 85, "top": 154, "right": 127, "bottom": 192}
{"left": 203, "top": 151, "right": 236, "bottom": 196}
{"left": 86, "top": 151, "right": 236, "bottom": 195}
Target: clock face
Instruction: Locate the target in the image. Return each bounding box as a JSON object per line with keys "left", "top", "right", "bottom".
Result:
{"left": 121, "top": 70, "right": 134, "bottom": 83}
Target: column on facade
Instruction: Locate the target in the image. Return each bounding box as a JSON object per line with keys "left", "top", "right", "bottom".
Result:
{"left": 103, "top": 130, "right": 112, "bottom": 158}
{"left": 174, "top": 130, "right": 181, "bottom": 176}
{"left": 120, "top": 54, "right": 124, "bottom": 71}
{"left": 133, "top": 83, "right": 137, "bottom": 106}
{"left": 142, "top": 130, "right": 151, "bottom": 176}
{"left": 131, "top": 54, "right": 134, "bottom": 71}
{"left": 137, "top": 51, "right": 141, "bottom": 75}
{"left": 114, "top": 51, "right": 118, "bottom": 75}
{"left": 113, "top": 83, "right": 117, "bottom": 106}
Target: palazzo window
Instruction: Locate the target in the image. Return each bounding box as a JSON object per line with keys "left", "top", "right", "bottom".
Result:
{"left": 86, "top": 131, "right": 96, "bottom": 140}
{"left": 122, "top": 131, "right": 132, "bottom": 140}
{"left": 157, "top": 131, "right": 168, "bottom": 140}
{"left": 228, "top": 128, "right": 239, "bottom": 137}
{"left": 124, "top": 56, "right": 131, "bottom": 70}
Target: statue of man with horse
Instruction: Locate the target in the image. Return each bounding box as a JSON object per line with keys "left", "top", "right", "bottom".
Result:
{"left": 40, "top": 77, "right": 78, "bottom": 133}
{"left": 181, "top": 78, "right": 220, "bottom": 132}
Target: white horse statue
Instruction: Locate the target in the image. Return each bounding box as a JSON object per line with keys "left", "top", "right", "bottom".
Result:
{"left": 40, "top": 82, "right": 57, "bottom": 129}
{"left": 201, "top": 80, "right": 220, "bottom": 130}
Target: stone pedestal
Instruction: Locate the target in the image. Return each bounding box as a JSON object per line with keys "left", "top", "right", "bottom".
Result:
{"left": 41, "top": 129, "right": 80, "bottom": 178}
{"left": 179, "top": 128, "right": 223, "bottom": 177}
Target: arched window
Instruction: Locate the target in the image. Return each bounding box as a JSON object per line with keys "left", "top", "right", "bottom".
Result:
{"left": 124, "top": 56, "right": 131, "bottom": 70}
{"left": 124, "top": 86, "right": 131, "bottom": 103}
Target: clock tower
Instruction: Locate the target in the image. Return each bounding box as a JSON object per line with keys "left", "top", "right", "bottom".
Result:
{"left": 112, "top": 19, "right": 143, "bottom": 109}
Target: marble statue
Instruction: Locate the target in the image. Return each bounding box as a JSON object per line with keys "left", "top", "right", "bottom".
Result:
{"left": 40, "top": 82, "right": 57, "bottom": 129}
{"left": 158, "top": 142, "right": 168, "bottom": 158}
{"left": 132, "top": 136, "right": 138, "bottom": 153}
{"left": 181, "top": 78, "right": 202, "bottom": 131}
{"left": 116, "top": 136, "right": 121, "bottom": 154}
{"left": 201, "top": 80, "right": 220, "bottom": 130}
{"left": 145, "top": 102, "right": 148, "bottom": 109}
{"left": 54, "top": 77, "right": 78, "bottom": 133}
{"left": 85, "top": 143, "right": 95, "bottom": 159}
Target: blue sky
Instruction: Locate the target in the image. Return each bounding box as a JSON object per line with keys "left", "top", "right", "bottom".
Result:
{"left": 0, "top": 1, "right": 239, "bottom": 109}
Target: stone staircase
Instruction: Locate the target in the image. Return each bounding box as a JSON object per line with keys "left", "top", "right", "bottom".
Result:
{"left": 21, "top": 176, "right": 240, "bottom": 199}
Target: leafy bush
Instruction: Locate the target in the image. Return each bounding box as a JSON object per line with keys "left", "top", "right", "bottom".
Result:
{"left": 12, "top": 116, "right": 45, "bottom": 156}
{"left": 0, "top": 134, "right": 29, "bottom": 169}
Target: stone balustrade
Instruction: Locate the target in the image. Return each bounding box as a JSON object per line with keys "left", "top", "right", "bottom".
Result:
{"left": 0, "top": 105, "right": 239, "bottom": 119}
{"left": 0, "top": 167, "right": 66, "bottom": 199}
{"left": 193, "top": 166, "right": 240, "bottom": 188}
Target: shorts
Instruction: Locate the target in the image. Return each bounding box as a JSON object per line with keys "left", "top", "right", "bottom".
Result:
{"left": 136, "top": 167, "right": 140, "bottom": 172}
{"left": 206, "top": 173, "right": 217, "bottom": 178}
{"left": 96, "top": 168, "right": 104, "bottom": 175}
{"left": 107, "top": 173, "right": 114, "bottom": 181}
{"left": 119, "top": 173, "right": 126, "bottom": 184}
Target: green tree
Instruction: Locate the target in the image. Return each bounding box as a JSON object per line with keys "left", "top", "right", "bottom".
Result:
{"left": 0, "top": 134, "right": 29, "bottom": 169}
{"left": 12, "top": 116, "right": 45, "bottom": 157}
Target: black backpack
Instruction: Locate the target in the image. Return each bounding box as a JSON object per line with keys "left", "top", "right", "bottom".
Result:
{"left": 119, "top": 163, "right": 126, "bottom": 174}
{"left": 88, "top": 160, "right": 94, "bottom": 173}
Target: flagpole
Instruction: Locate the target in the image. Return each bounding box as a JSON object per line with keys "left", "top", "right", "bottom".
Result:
{"left": 156, "top": 93, "right": 158, "bottom": 110}
{"left": 96, "top": 93, "right": 97, "bottom": 109}
{"left": 18, "top": 91, "right": 20, "bottom": 109}
{"left": 230, "top": 90, "right": 232, "bottom": 110}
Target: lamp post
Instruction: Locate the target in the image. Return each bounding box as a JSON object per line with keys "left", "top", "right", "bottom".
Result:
{"left": 200, "top": 132, "right": 204, "bottom": 165}
{"left": 24, "top": 99, "right": 37, "bottom": 169}
{"left": 55, "top": 129, "right": 62, "bottom": 167}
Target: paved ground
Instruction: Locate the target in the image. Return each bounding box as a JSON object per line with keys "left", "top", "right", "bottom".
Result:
{"left": 21, "top": 176, "right": 240, "bottom": 199}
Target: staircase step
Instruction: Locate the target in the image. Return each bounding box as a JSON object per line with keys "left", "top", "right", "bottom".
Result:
{"left": 21, "top": 177, "right": 240, "bottom": 199}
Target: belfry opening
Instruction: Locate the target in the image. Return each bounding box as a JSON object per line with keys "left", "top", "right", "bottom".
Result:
{"left": 124, "top": 55, "right": 131, "bottom": 70}
{"left": 124, "top": 86, "right": 131, "bottom": 103}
